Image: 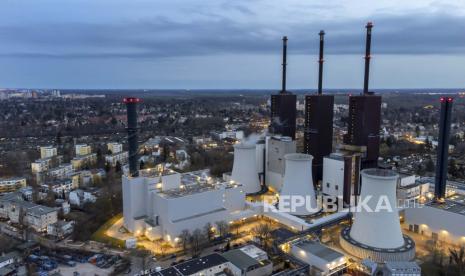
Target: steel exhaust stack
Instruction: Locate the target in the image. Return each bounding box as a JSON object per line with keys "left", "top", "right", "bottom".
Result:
{"left": 123, "top": 97, "right": 140, "bottom": 177}
{"left": 318, "top": 30, "right": 325, "bottom": 95}
{"left": 281, "top": 36, "right": 288, "bottom": 93}
{"left": 363, "top": 22, "right": 373, "bottom": 95}
{"left": 435, "top": 97, "right": 454, "bottom": 202}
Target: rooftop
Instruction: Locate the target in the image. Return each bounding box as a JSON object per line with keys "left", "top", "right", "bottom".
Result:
{"left": 174, "top": 253, "right": 228, "bottom": 275}
{"left": 293, "top": 240, "right": 344, "bottom": 262}
{"left": 151, "top": 267, "right": 183, "bottom": 276}
{"left": 222, "top": 249, "right": 260, "bottom": 270}
{"left": 428, "top": 194, "right": 465, "bottom": 215}
{"left": 157, "top": 170, "right": 240, "bottom": 199}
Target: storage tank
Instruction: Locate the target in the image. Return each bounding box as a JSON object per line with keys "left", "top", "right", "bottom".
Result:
{"left": 340, "top": 168, "right": 415, "bottom": 262}
{"left": 231, "top": 143, "right": 261, "bottom": 194}
{"left": 279, "top": 153, "right": 318, "bottom": 215}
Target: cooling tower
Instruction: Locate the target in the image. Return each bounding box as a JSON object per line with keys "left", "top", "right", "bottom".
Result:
{"left": 340, "top": 168, "right": 415, "bottom": 262}
{"left": 231, "top": 143, "right": 261, "bottom": 194}
{"left": 279, "top": 153, "right": 318, "bottom": 216}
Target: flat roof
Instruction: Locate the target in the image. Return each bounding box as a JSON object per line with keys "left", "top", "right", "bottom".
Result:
{"left": 174, "top": 253, "right": 228, "bottom": 275}
{"left": 151, "top": 267, "right": 183, "bottom": 276}
{"left": 157, "top": 170, "right": 239, "bottom": 199}
{"left": 222, "top": 249, "right": 259, "bottom": 270}
{"left": 428, "top": 194, "right": 465, "bottom": 215}
{"left": 293, "top": 240, "right": 344, "bottom": 262}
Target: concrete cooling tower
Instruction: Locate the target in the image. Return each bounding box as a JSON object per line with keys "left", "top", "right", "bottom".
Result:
{"left": 340, "top": 168, "right": 415, "bottom": 262}
{"left": 279, "top": 153, "right": 318, "bottom": 216}
{"left": 231, "top": 143, "right": 261, "bottom": 194}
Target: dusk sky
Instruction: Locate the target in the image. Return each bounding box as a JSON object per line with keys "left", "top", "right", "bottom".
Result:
{"left": 0, "top": 0, "right": 465, "bottom": 89}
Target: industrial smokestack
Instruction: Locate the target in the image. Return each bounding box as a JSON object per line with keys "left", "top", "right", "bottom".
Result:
{"left": 435, "top": 97, "right": 454, "bottom": 202}
{"left": 363, "top": 22, "right": 373, "bottom": 95}
{"left": 281, "top": 36, "right": 288, "bottom": 93}
{"left": 123, "top": 97, "right": 140, "bottom": 177}
{"left": 318, "top": 30, "right": 325, "bottom": 95}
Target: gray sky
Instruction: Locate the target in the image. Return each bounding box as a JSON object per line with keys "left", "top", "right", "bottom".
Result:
{"left": 0, "top": 0, "right": 464, "bottom": 89}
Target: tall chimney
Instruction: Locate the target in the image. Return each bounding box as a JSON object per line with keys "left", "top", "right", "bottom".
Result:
{"left": 281, "top": 36, "right": 288, "bottom": 93}
{"left": 363, "top": 22, "right": 373, "bottom": 95}
{"left": 318, "top": 30, "right": 325, "bottom": 95}
{"left": 435, "top": 97, "right": 453, "bottom": 202}
{"left": 123, "top": 97, "right": 140, "bottom": 177}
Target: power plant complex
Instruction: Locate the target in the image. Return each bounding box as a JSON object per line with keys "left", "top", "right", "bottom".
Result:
{"left": 119, "top": 22, "right": 464, "bottom": 275}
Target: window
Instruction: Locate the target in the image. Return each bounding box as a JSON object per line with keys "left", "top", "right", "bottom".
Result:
{"left": 326, "top": 183, "right": 330, "bottom": 188}
{"left": 335, "top": 185, "right": 339, "bottom": 190}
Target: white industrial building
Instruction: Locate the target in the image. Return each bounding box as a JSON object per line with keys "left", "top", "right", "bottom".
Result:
{"left": 122, "top": 168, "right": 253, "bottom": 243}
{"left": 404, "top": 193, "right": 465, "bottom": 246}
{"left": 322, "top": 152, "right": 361, "bottom": 208}
{"left": 291, "top": 239, "right": 347, "bottom": 276}
{"left": 264, "top": 136, "right": 296, "bottom": 192}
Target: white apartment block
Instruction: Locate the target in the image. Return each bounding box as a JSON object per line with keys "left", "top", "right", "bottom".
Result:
{"left": 71, "top": 153, "right": 97, "bottom": 170}
{"left": 75, "top": 144, "right": 92, "bottom": 156}
{"left": 105, "top": 151, "right": 129, "bottom": 167}
{"left": 40, "top": 146, "right": 57, "bottom": 159}
{"left": 107, "top": 142, "right": 123, "bottom": 154}
{"left": 31, "top": 158, "right": 53, "bottom": 173}
{"left": 48, "top": 163, "right": 73, "bottom": 179}
{"left": 0, "top": 177, "right": 27, "bottom": 194}
{"left": 0, "top": 192, "right": 58, "bottom": 232}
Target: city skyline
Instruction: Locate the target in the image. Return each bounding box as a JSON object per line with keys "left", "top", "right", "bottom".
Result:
{"left": 0, "top": 0, "right": 465, "bottom": 89}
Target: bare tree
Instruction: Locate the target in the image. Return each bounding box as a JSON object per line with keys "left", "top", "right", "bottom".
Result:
{"left": 251, "top": 223, "right": 272, "bottom": 249}
{"left": 203, "top": 222, "right": 214, "bottom": 241}
{"left": 179, "top": 229, "right": 191, "bottom": 252}
{"left": 190, "top": 229, "right": 205, "bottom": 257}
{"left": 449, "top": 247, "right": 465, "bottom": 276}
{"left": 215, "top": 221, "right": 229, "bottom": 237}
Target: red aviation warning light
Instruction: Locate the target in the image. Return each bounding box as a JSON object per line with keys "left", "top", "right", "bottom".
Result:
{"left": 440, "top": 97, "right": 454, "bottom": 103}
{"left": 123, "top": 97, "right": 141, "bottom": 103}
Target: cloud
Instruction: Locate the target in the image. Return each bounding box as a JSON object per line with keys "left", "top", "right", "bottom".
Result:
{"left": 0, "top": 2, "right": 464, "bottom": 60}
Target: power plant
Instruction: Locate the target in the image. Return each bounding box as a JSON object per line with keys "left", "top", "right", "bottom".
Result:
{"left": 231, "top": 143, "right": 261, "bottom": 194}
{"left": 340, "top": 169, "right": 415, "bottom": 262}
{"left": 279, "top": 154, "right": 318, "bottom": 216}
{"left": 117, "top": 23, "right": 465, "bottom": 274}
